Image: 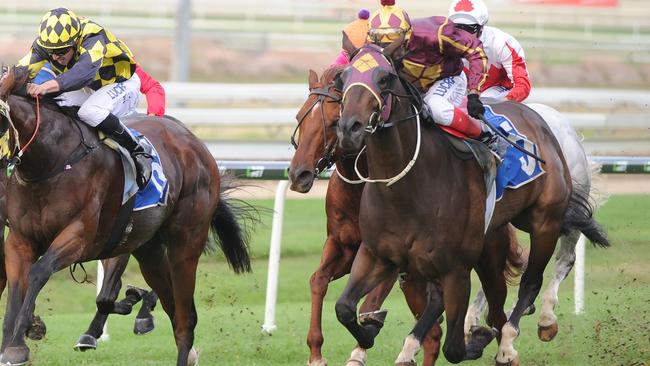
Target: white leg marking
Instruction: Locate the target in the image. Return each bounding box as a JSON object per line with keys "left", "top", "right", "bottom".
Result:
{"left": 495, "top": 322, "right": 519, "bottom": 364}
{"left": 395, "top": 334, "right": 421, "bottom": 364}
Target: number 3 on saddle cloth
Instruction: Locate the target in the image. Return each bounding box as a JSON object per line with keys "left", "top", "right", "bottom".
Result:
{"left": 103, "top": 129, "right": 169, "bottom": 211}
{"left": 482, "top": 105, "right": 545, "bottom": 201}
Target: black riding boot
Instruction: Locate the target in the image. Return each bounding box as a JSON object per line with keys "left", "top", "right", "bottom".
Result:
{"left": 97, "top": 113, "right": 152, "bottom": 189}
{"left": 479, "top": 129, "right": 509, "bottom": 160}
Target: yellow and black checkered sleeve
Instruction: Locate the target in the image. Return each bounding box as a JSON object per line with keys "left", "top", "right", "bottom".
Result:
{"left": 17, "top": 40, "right": 49, "bottom": 79}
{"left": 56, "top": 34, "right": 106, "bottom": 92}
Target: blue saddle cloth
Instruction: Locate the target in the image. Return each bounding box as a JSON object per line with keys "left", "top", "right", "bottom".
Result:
{"left": 483, "top": 106, "right": 545, "bottom": 201}
{"left": 131, "top": 129, "right": 169, "bottom": 211}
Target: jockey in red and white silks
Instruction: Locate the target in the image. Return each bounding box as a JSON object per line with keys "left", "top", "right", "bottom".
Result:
{"left": 448, "top": 0, "right": 531, "bottom": 102}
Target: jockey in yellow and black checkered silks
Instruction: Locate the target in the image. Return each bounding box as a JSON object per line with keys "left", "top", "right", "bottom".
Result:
{"left": 18, "top": 7, "right": 136, "bottom": 91}
{"left": 37, "top": 8, "right": 81, "bottom": 50}
{"left": 367, "top": 0, "right": 413, "bottom": 46}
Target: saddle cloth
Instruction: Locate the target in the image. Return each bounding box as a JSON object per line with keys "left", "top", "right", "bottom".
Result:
{"left": 438, "top": 104, "right": 545, "bottom": 231}
{"left": 482, "top": 105, "right": 545, "bottom": 201}
{"left": 102, "top": 128, "right": 169, "bottom": 211}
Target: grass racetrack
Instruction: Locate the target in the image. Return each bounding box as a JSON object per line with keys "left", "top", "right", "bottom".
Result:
{"left": 7, "top": 194, "right": 650, "bottom": 365}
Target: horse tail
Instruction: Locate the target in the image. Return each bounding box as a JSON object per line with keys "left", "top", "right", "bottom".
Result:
{"left": 209, "top": 174, "right": 260, "bottom": 274}
{"left": 503, "top": 224, "right": 527, "bottom": 286}
{"left": 561, "top": 189, "right": 610, "bottom": 248}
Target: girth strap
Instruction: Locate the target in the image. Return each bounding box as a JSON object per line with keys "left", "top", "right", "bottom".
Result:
{"left": 99, "top": 195, "right": 136, "bottom": 258}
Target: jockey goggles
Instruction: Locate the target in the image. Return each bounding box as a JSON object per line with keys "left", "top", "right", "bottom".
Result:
{"left": 47, "top": 47, "right": 72, "bottom": 57}
{"left": 368, "top": 27, "right": 410, "bottom": 44}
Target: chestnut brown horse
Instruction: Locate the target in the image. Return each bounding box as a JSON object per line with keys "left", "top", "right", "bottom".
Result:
{"left": 334, "top": 39, "right": 608, "bottom": 365}
{"left": 0, "top": 66, "right": 254, "bottom": 366}
{"left": 289, "top": 66, "right": 524, "bottom": 365}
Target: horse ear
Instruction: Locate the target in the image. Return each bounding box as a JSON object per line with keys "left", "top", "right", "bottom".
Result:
{"left": 308, "top": 69, "right": 319, "bottom": 89}
{"left": 333, "top": 69, "right": 346, "bottom": 92}
{"left": 341, "top": 31, "right": 356, "bottom": 58}
{"left": 384, "top": 33, "right": 406, "bottom": 60}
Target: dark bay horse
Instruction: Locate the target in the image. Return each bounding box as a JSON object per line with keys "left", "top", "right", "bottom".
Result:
{"left": 0, "top": 66, "right": 254, "bottom": 366}
{"left": 334, "top": 39, "right": 608, "bottom": 365}
{"left": 0, "top": 163, "right": 157, "bottom": 346}
{"left": 289, "top": 67, "right": 524, "bottom": 365}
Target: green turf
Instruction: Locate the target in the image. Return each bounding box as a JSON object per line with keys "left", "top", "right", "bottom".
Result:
{"left": 3, "top": 194, "right": 649, "bottom": 365}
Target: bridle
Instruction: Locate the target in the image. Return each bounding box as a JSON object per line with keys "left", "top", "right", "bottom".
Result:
{"left": 339, "top": 44, "right": 425, "bottom": 186}
{"left": 290, "top": 84, "right": 342, "bottom": 175}
{"left": 0, "top": 95, "right": 97, "bottom": 183}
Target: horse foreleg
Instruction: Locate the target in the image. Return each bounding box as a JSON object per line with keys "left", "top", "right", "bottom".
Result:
{"left": 74, "top": 254, "right": 131, "bottom": 351}
{"left": 307, "top": 237, "right": 356, "bottom": 366}
{"left": 496, "top": 225, "right": 560, "bottom": 366}
{"left": 1, "top": 233, "right": 37, "bottom": 353}
{"left": 335, "top": 244, "right": 398, "bottom": 351}
{"left": 438, "top": 270, "right": 473, "bottom": 364}
{"left": 538, "top": 230, "right": 579, "bottom": 342}
{"left": 398, "top": 276, "right": 442, "bottom": 366}
{"left": 1, "top": 230, "right": 84, "bottom": 366}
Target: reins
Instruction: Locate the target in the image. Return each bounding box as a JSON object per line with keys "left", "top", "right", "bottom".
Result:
{"left": 351, "top": 104, "right": 422, "bottom": 187}
{"left": 0, "top": 95, "right": 98, "bottom": 182}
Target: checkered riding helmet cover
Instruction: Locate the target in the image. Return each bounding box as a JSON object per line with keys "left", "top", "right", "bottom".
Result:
{"left": 37, "top": 8, "right": 81, "bottom": 50}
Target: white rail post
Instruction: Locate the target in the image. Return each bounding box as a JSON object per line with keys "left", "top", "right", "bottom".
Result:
{"left": 262, "top": 180, "right": 290, "bottom": 334}
{"left": 97, "top": 261, "right": 110, "bottom": 341}
{"left": 574, "top": 234, "right": 586, "bottom": 314}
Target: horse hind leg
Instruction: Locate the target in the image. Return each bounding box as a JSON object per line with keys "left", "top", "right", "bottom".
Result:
{"left": 538, "top": 230, "right": 579, "bottom": 342}
{"left": 496, "top": 224, "right": 561, "bottom": 366}
{"left": 74, "top": 255, "right": 133, "bottom": 351}
{"left": 133, "top": 290, "right": 159, "bottom": 335}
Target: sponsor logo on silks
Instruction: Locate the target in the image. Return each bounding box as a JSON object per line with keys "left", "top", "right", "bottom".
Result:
{"left": 246, "top": 166, "right": 265, "bottom": 178}
{"left": 483, "top": 105, "right": 545, "bottom": 201}
{"left": 107, "top": 83, "right": 127, "bottom": 100}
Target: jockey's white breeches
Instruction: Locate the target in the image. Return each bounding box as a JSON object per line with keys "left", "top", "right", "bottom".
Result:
{"left": 54, "top": 73, "right": 141, "bottom": 127}
{"left": 481, "top": 85, "right": 510, "bottom": 101}
{"left": 423, "top": 73, "right": 467, "bottom": 126}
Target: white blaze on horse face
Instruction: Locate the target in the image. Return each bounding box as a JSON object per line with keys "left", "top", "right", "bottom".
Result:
{"left": 394, "top": 334, "right": 420, "bottom": 364}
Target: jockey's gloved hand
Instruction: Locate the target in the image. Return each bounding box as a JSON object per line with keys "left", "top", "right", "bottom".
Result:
{"left": 467, "top": 93, "right": 485, "bottom": 119}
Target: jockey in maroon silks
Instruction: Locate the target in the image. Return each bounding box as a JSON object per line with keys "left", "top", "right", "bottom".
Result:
{"left": 367, "top": 0, "right": 508, "bottom": 155}
{"left": 448, "top": 0, "right": 531, "bottom": 103}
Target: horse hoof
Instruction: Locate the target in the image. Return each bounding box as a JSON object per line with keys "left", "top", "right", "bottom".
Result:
{"left": 537, "top": 321, "right": 558, "bottom": 342}
{"left": 27, "top": 315, "right": 47, "bottom": 340}
{"left": 73, "top": 334, "right": 98, "bottom": 352}
{"left": 395, "top": 362, "right": 416, "bottom": 366}
{"left": 359, "top": 309, "right": 388, "bottom": 328}
{"left": 345, "top": 358, "right": 365, "bottom": 366}
{"left": 188, "top": 347, "right": 199, "bottom": 366}
{"left": 307, "top": 357, "right": 328, "bottom": 366}
{"left": 495, "top": 355, "right": 520, "bottom": 366}
{"left": 134, "top": 316, "right": 155, "bottom": 335}
{"left": 0, "top": 346, "right": 29, "bottom": 365}
{"left": 465, "top": 326, "right": 496, "bottom": 360}
{"left": 125, "top": 285, "right": 148, "bottom": 301}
